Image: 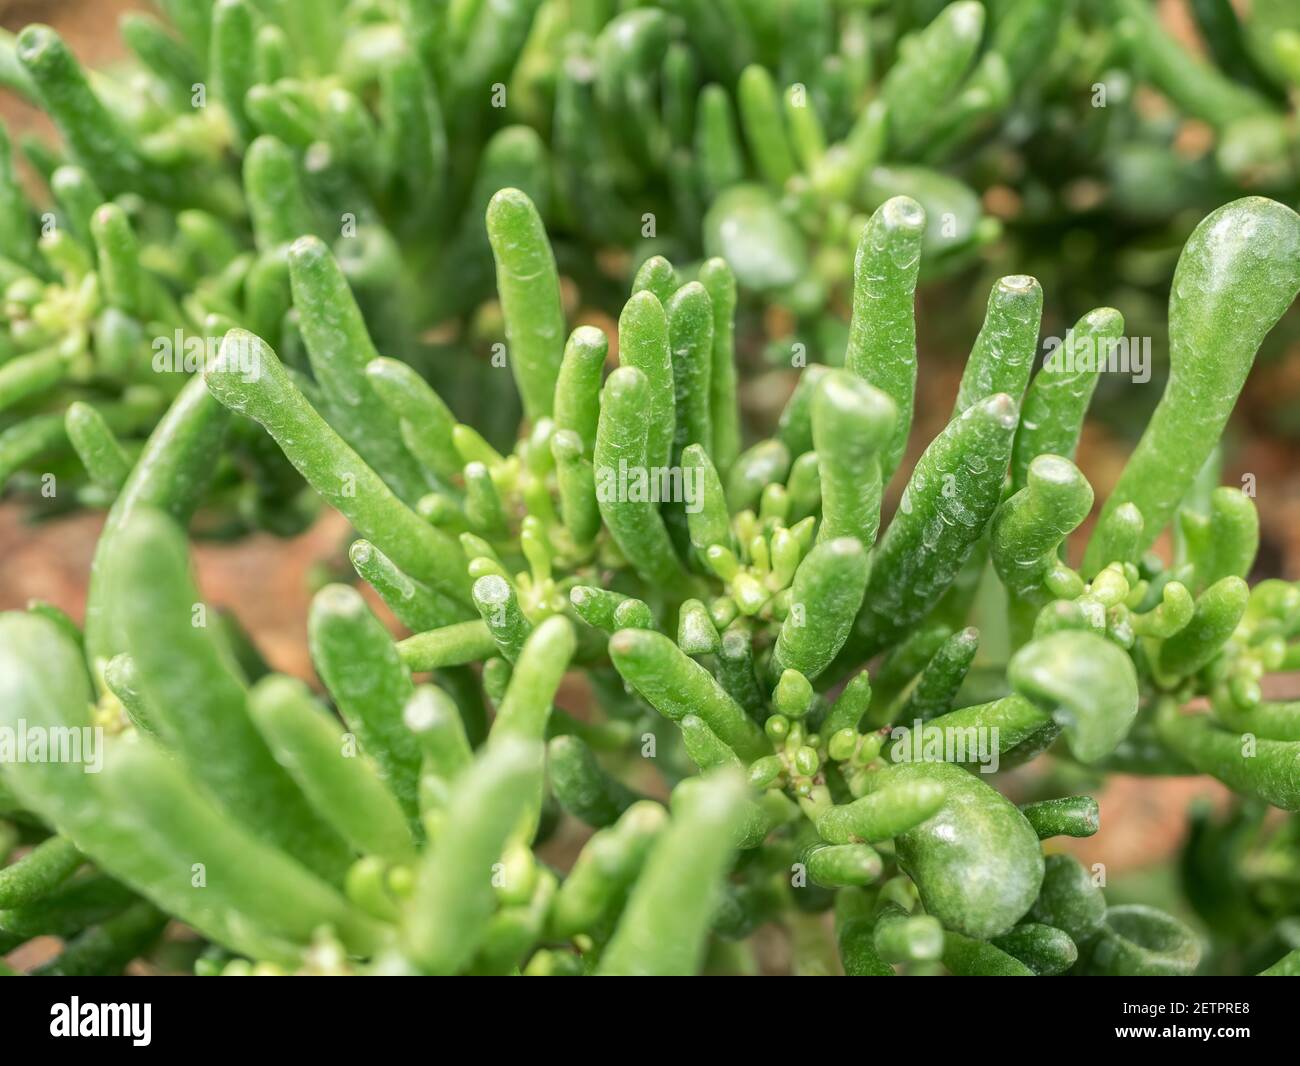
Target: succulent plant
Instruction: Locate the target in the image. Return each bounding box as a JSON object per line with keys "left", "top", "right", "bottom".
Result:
{"left": 2, "top": 186, "right": 1298, "bottom": 976}
{"left": 2, "top": 0, "right": 1074, "bottom": 518}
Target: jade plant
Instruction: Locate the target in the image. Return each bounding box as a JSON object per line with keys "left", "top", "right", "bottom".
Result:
{"left": 1, "top": 0, "right": 1075, "bottom": 512}
{"left": 2, "top": 184, "right": 1298, "bottom": 976}
{"left": 0, "top": 1, "right": 554, "bottom": 514}
{"left": 22, "top": 0, "right": 1245, "bottom": 522}
{"left": 563, "top": 0, "right": 1012, "bottom": 308}
{"left": 15, "top": 0, "right": 1300, "bottom": 522}
{"left": 1108, "top": 0, "right": 1300, "bottom": 192}
{"left": 964, "top": 0, "right": 1300, "bottom": 359}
